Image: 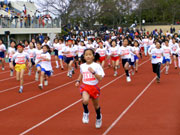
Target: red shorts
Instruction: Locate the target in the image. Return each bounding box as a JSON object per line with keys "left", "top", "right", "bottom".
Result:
{"left": 80, "top": 84, "right": 100, "bottom": 99}
{"left": 111, "top": 56, "right": 119, "bottom": 61}
{"left": 99, "top": 56, "right": 106, "bottom": 63}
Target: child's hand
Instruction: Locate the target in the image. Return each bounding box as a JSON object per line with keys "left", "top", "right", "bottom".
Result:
{"left": 88, "top": 67, "right": 94, "bottom": 73}
{"left": 75, "top": 82, "right": 80, "bottom": 87}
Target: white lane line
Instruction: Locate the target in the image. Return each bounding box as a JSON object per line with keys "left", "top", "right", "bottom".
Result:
{"left": 19, "top": 59, "right": 150, "bottom": 135}
{"left": 102, "top": 67, "right": 166, "bottom": 135}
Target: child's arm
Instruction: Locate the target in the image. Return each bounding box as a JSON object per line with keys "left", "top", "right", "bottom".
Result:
{"left": 88, "top": 67, "right": 103, "bottom": 81}
{"left": 75, "top": 74, "right": 82, "bottom": 87}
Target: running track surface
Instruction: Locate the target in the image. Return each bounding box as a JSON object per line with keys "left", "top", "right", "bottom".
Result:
{"left": 0, "top": 56, "right": 180, "bottom": 135}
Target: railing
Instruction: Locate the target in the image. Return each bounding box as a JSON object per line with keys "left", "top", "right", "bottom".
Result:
{"left": 0, "top": 16, "right": 61, "bottom": 28}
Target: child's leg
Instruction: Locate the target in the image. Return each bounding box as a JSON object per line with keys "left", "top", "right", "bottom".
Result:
{"left": 173, "top": 55, "right": 177, "bottom": 68}
{"left": 40, "top": 71, "right": 45, "bottom": 85}
{"left": 78, "top": 58, "right": 81, "bottom": 66}
{"left": 59, "top": 59, "right": 64, "bottom": 69}
{"left": 16, "top": 71, "right": 20, "bottom": 81}
{"left": 1, "top": 58, "right": 5, "bottom": 69}
{"left": 135, "top": 59, "right": 139, "bottom": 72}
{"left": 156, "top": 63, "right": 161, "bottom": 79}
{"left": 82, "top": 91, "right": 90, "bottom": 113}
{"left": 68, "top": 60, "right": 74, "bottom": 75}
{"left": 165, "top": 61, "right": 170, "bottom": 73}
{"left": 124, "top": 62, "right": 130, "bottom": 77}
{"left": 107, "top": 56, "right": 111, "bottom": 66}
{"left": 20, "top": 69, "right": 25, "bottom": 87}
{"left": 92, "top": 98, "right": 101, "bottom": 119}
{"left": 55, "top": 55, "right": 59, "bottom": 68}
{"left": 101, "top": 60, "right": 105, "bottom": 68}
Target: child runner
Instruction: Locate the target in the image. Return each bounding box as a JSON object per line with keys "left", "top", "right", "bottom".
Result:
{"left": 75, "top": 48, "right": 105, "bottom": 128}
{"left": 38, "top": 45, "right": 53, "bottom": 89}
{"left": 162, "top": 40, "right": 171, "bottom": 74}
{"left": 28, "top": 42, "right": 36, "bottom": 75}
{"left": 62, "top": 40, "right": 77, "bottom": 78}
{"left": 0, "top": 39, "right": 6, "bottom": 70}
{"left": 170, "top": 38, "right": 179, "bottom": 69}
{"left": 78, "top": 41, "right": 86, "bottom": 66}
{"left": 57, "top": 39, "right": 65, "bottom": 70}
{"left": 175, "top": 41, "right": 180, "bottom": 74}
{"left": 53, "top": 38, "right": 60, "bottom": 68}
{"left": 134, "top": 41, "right": 140, "bottom": 72}
{"left": 11, "top": 43, "right": 30, "bottom": 93}
{"left": 150, "top": 41, "right": 163, "bottom": 83}
{"left": 109, "top": 40, "right": 120, "bottom": 76}
{"left": 7, "top": 41, "right": 16, "bottom": 76}
{"left": 142, "top": 35, "right": 149, "bottom": 56}
{"left": 119, "top": 38, "right": 132, "bottom": 82}
{"left": 96, "top": 42, "right": 107, "bottom": 68}
{"left": 34, "top": 42, "right": 43, "bottom": 81}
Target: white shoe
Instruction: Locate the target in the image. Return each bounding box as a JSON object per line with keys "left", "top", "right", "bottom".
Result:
{"left": 38, "top": 84, "right": 43, "bottom": 89}
{"left": 114, "top": 71, "right": 117, "bottom": 76}
{"left": 126, "top": 76, "right": 131, "bottom": 82}
{"left": 19, "top": 88, "right": 23, "bottom": 93}
{"left": 95, "top": 115, "right": 102, "bottom": 128}
{"left": 82, "top": 112, "right": 89, "bottom": 124}
{"left": 10, "top": 71, "right": 13, "bottom": 76}
{"left": 2, "top": 67, "right": 5, "bottom": 71}
{"left": 44, "top": 80, "right": 48, "bottom": 86}
{"left": 56, "top": 65, "right": 59, "bottom": 69}
{"left": 67, "top": 72, "right": 69, "bottom": 77}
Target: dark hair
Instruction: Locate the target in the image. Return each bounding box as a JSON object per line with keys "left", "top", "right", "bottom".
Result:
{"left": 29, "top": 42, "right": 35, "bottom": 48}
{"left": 0, "top": 39, "right": 4, "bottom": 43}
{"left": 81, "top": 48, "right": 100, "bottom": 63}
{"left": 134, "top": 40, "right": 139, "bottom": 46}
{"left": 43, "top": 45, "right": 51, "bottom": 54}
{"left": 24, "top": 40, "right": 29, "bottom": 44}
{"left": 10, "top": 40, "right": 16, "bottom": 45}
{"left": 36, "top": 41, "right": 42, "bottom": 45}
{"left": 110, "top": 40, "right": 117, "bottom": 46}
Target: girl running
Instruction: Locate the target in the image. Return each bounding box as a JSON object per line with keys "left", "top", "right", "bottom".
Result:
{"left": 53, "top": 38, "right": 60, "bottom": 68}
{"left": 162, "top": 40, "right": 171, "bottom": 74}
{"left": 96, "top": 42, "right": 107, "bottom": 68}
{"left": 57, "top": 39, "right": 65, "bottom": 70}
{"left": 34, "top": 42, "right": 43, "bottom": 81}
{"left": 28, "top": 42, "right": 36, "bottom": 75}
{"left": 11, "top": 43, "right": 30, "bottom": 93}
{"left": 142, "top": 35, "right": 149, "bottom": 57}
{"left": 109, "top": 40, "right": 120, "bottom": 76}
{"left": 7, "top": 41, "right": 16, "bottom": 76}
{"left": 134, "top": 41, "right": 140, "bottom": 72}
{"left": 38, "top": 45, "right": 53, "bottom": 89}
{"left": 78, "top": 41, "right": 86, "bottom": 66}
{"left": 150, "top": 41, "right": 163, "bottom": 83}
{"left": 62, "top": 40, "right": 77, "bottom": 78}
{"left": 75, "top": 48, "right": 105, "bottom": 129}
{"left": 0, "top": 39, "right": 6, "bottom": 70}
{"left": 175, "top": 41, "right": 180, "bottom": 73}
{"left": 170, "top": 38, "right": 179, "bottom": 69}
{"left": 119, "top": 38, "right": 132, "bottom": 82}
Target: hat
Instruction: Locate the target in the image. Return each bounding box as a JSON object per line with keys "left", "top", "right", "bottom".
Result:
{"left": 17, "top": 43, "right": 25, "bottom": 48}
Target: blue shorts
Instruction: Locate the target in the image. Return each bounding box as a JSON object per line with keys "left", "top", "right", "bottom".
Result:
{"left": 41, "top": 68, "right": 52, "bottom": 77}
{"left": 36, "top": 64, "right": 41, "bottom": 68}
{"left": 162, "top": 57, "right": 170, "bottom": 64}
{"left": 64, "top": 57, "right": 74, "bottom": 64}
{"left": 130, "top": 61, "right": 135, "bottom": 66}
{"left": 54, "top": 50, "right": 58, "bottom": 56}
{"left": 31, "top": 59, "right": 35, "bottom": 65}
{"left": 9, "top": 58, "right": 16, "bottom": 66}
{"left": 122, "top": 59, "right": 131, "bottom": 67}
{"left": 58, "top": 55, "right": 64, "bottom": 60}
{"left": 134, "top": 55, "right": 139, "bottom": 61}
{"left": 0, "top": 52, "right": 5, "bottom": 58}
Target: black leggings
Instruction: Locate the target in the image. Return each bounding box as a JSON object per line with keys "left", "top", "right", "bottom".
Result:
{"left": 152, "top": 63, "right": 161, "bottom": 78}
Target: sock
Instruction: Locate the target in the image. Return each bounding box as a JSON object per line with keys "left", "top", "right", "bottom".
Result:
{"left": 174, "top": 61, "right": 177, "bottom": 67}
{"left": 125, "top": 70, "right": 129, "bottom": 77}
{"left": 96, "top": 107, "right": 101, "bottom": 119}
{"left": 83, "top": 104, "right": 89, "bottom": 113}
{"left": 166, "top": 65, "right": 169, "bottom": 72}
{"left": 56, "top": 61, "right": 59, "bottom": 66}
{"left": 20, "top": 86, "right": 23, "bottom": 89}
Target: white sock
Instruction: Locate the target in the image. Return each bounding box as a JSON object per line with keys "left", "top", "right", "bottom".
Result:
{"left": 56, "top": 61, "right": 59, "bottom": 66}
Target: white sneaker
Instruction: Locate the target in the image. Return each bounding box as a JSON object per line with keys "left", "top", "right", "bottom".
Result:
{"left": 126, "top": 76, "right": 131, "bottom": 82}
{"left": 82, "top": 112, "right": 89, "bottom": 124}
{"left": 44, "top": 80, "right": 48, "bottom": 86}
{"left": 95, "top": 115, "right": 102, "bottom": 128}
{"left": 67, "top": 72, "right": 69, "bottom": 77}
{"left": 10, "top": 71, "right": 13, "bottom": 76}
{"left": 56, "top": 65, "right": 59, "bottom": 69}
{"left": 2, "top": 67, "right": 5, "bottom": 71}
{"left": 114, "top": 71, "right": 117, "bottom": 76}
{"left": 38, "top": 84, "right": 43, "bottom": 89}
{"left": 19, "top": 88, "right": 23, "bottom": 93}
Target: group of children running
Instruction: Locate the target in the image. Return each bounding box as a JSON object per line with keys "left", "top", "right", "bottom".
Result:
{"left": 0, "top": 32, "right": 180, "bottom": 128}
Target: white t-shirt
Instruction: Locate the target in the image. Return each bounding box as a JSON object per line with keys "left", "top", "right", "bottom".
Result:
{"left": 12, "top": 51, "right": 29, "bottom": 64}
{"left": 162, "top": 46, "right": 171, "bottom": 59}
{"left": 78, "top": 45, "right": 86, "bottom": 57}
{"left": 170, "top": 43, "right": 179, "bottom": 54}
{"left": 53, "top": 43, "right": 59, "bottom": 50}
{"left": 7, "top": 47, "right": 16, "bottom": 59}
{"left": 62, "top": 46, "right": 77, "bottom": 57}
{"left": 142, "top": 38, "right": 149, "bottom": 47}
{"left": 151, "top": 48, "right": 163, "bottom": 64}
{"left": 148, "top": 39, "right": 154, "bottom": 46}
{"left": 86, "top": 44, "right": 95, "bottom": 49}
{"left": 148, "top": 44, "right": 156, "bottom": 55}
{"left": 80, "top": 62, "right": 105, "bottom": 85}
{"left": 119, "top": 46, "right": 132, "bottom": 59}
{"left": 0, "top": 44, "right": 6, "bottom": 52}
{"left": 57, "top": 43, "right": 65, "bottom": 56}
{"left": 24, "top": 46, "right": 29, "bottom": 53}
{"left": 134, "top": 46, "right": 140, "bottom": 56}
{"left": 109, "top": 46, "right": 119, "bottom": 57}
{"left": 28, "top": 48, "right": 36, "bottom": 59}
{"left": 39, "top": 52, "right": 52, "bottom": 71}
{"left": 34, "top": 49, "right": 43, "bottom": 64}
{"left": 96, "top": 48, "right": 107, "bottom": 57}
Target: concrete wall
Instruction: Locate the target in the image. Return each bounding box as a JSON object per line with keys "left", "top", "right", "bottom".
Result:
{"left": 137, "top": 25, "right": 180, "bottom": 34}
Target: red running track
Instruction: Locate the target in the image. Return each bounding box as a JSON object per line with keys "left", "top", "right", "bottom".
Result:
{"left": 0, "top": 56, "right": 180, "bottom": 135}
